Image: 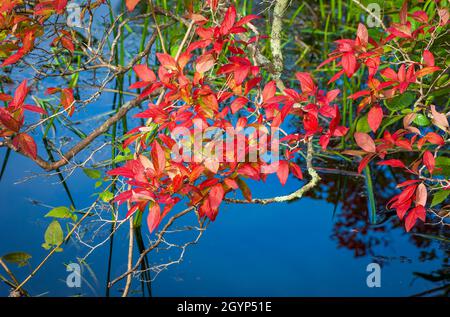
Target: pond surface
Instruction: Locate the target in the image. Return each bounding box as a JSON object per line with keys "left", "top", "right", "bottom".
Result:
{"left": 0, "top": 149, "right": 447, "bottom": 296}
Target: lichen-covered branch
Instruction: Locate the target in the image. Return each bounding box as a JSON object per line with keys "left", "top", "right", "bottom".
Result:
{"left": 225, "top": 140, "right": 320, "bottom": 205}
{"left": 270, "top": 0, "right": 289, "bottom": 85}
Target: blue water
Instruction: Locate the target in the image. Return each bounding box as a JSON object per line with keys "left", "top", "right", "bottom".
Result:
{"left": 0, "top": 150, "right": 446, "bottom": 297}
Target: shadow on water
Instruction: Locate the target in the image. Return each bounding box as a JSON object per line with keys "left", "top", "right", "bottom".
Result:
{"left": 306, "top": 158, "right": 449, "bottom": 296}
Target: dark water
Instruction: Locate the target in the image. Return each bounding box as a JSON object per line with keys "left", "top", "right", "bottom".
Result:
{"left": 0, "top": 149, "right": 447, "bottom": 296}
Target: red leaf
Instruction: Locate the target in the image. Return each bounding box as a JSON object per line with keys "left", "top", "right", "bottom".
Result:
{"left": 411, "top": 10, "right": 428, "bottom": 23}
{"left": 415, "top": 66, "right": 440, "bottom": 78}
{"left": 438, "top": 8, "right": 449, "bottom": 26}
{"left": 196, "top": 54, "right": 215, "bottom": 73}
{"left": 328, "top": 69, "right": 345, "bottom": 84}
{"left": 262, "top": 81, "right": 276, "bottom": 102}
{"left": 422, "top": 50, "right": 435, "bottom": 67}
{"left": 151, "top": 141, "right": 166, "bottom": 174}
{"left": 1, "top": 32, "right": 33, "bottom": 67}
{"left": 295, "top": 72, "right": 315, "bottom": 94}
{"left": 423, "top": 151, "right": 435, "bottom": 174}
{"left": 303, "top": 112, "right": 319, "bottom": 135}
{"left": 367, "top": 104, "right": 383, "bottom": 132}
{"left": 133, "top": 64, "right": 156, "bottom": 82}
{"left": 220, "top": 6, "right": 236, "bottom": 35}
{"left": 377, "top": 159, "right": 405, "bottom": 168}
{"left": 357, "top": 154, "right": 374, "bottom": 174}
{"left": 147, "top": 203, "right": 161, "bottom": 233}
{"left": 396, "top": 179, "right": 421, "bottom": 188}
{"left": 380, "top": 68, "right": 398, "bottom": 81}
{"left": 405, "top": 205, "right": 426, "bottom": 232}
{"left": 354, "top": 132, "right": 376, "bottom": 153}
{"left": 400, "top": 0, "right": 408, "bottom": 24}
{"left": 61, "top": 88, "right": 75, "bottom": 116}
{"left": 236, "top": 177, "right": 252, "bottom": 201}
{"left": 0, "top": 108, "right": 21, "bottom": 132}
{"left": 415, "top": 183, "right": 427, "bottom": 207}
{"left": 341, "top": 53, "right": 357, "bottom": 77}
{"left": 12, "top": 133, "right": 37, "bottom": 159}
{"left": 156, "top": 53, "right": 178, "bottom": 70}
{"left": 230, "top": 97, "right": 248, "bottom": 114}
{"left": 22, "top": 104, "right": 47, "bottom": 114}
{"left": 0, "top": 93, "right": 12, "bottom": 102}
{"left": 60, "top": 36, "right": 74, "bottom": 53}
{"left": 125, "top": 0, "right": 140, "bottom": 11}
{"left": 234, "top": 14, "right": 260, "bottom": 27}
{"left": 356, "top": 23, "right": 368, "bottom": 47}
{"left": 224, "top": 178, "right": 239, "bottom": 190}
{"left": 290, "top": 162, "right": 303, "bottom": 179}
{"left": 209, "top": 183, "right": 225, "bottom": 211}
{"left": 277, "top": 160, "right": 289, "bottom": 186}
{"left": 12, "top": 80, "right": 28, "bottom": 108}
{"left": 430, "top": 105, "right": 449, "bottom": 131}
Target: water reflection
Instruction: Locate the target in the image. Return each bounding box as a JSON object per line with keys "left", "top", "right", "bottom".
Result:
{"left": 307, "top": 160, "right": 449, "bottom": 296}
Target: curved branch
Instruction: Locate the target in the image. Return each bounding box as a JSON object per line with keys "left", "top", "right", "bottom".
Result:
{"left": 1, "top": 90, "right": 161, "bottom": 171}
{"left": 224, "top": 140, "right": 320, "bottom": 205}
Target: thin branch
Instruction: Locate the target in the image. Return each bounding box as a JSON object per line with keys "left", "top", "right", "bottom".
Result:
{"left": 225, "top": 140, "right": 320, "bottom": 204}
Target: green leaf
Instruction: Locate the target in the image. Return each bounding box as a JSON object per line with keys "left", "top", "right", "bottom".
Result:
{"left": 413, "top": 114, "right": 431, "bottom": 126}
{"left": 42, "top": 220, "right": 64, "bottom": 252}
{"left": 435, "top": 156, "right": 450, "bottom": 177}
{"left": 99, "top": 190, "right": 114, "bottom": 203}
{"left": 45, "top": 206, "right": 77, "bottom": 222}
{"left": 356, "top": 115, "right": 371, "bottom": 133}
{"left": 83, "top": 168, "right": 101, "bottom": 179}
{"left": 2, "top": 252, "right": 32, "bottom": 267}
{"left": 378, "top": 114, "right": 403, "bottom": 136}
{"left": 112, "top": 154, "right": 133, "bottom": 164}
{"left": 94, "top": 180, "right": 102, "bottom": 188}
{"left": 384, "top": 92, "right": 415, "bottom": 111}
{"left": 431, "top": 190, "right": 450, "bottom": 207}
